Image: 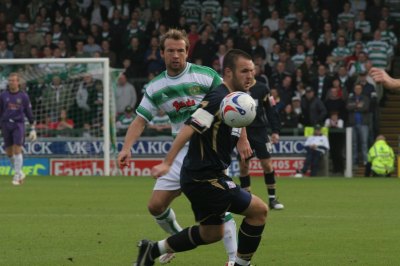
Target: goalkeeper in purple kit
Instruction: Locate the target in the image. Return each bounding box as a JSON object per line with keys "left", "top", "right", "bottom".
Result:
{"left": 0, "top": 73, "right": 36, "bottom": 185}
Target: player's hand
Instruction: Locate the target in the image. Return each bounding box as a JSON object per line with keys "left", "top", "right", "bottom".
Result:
{"left": 236, "top": 137, "right": 252, "bottom": 161}
{"left": 271, "top": 133, "right": 279, "bottom": 144}
{"left": 151, "top": 162, "right": 170, "bottom": 178}
{"left": 369, "top": 67, "right": 388, "bottom": 84}
{"left": 28, "top": 129, "right": 37, "bottom": 141}
{"left": 118, "top": 149, "right": 131, "bottom": 169}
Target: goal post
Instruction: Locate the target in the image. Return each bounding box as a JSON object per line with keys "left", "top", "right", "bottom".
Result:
{"left": 0, "top": 58, "right": 116, "bottom": 176}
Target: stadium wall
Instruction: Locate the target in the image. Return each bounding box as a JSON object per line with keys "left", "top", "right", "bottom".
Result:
{"left": 0, "top": 136, "right": 308, "bottom": 177}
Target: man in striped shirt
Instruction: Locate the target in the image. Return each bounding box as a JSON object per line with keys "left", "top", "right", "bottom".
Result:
{"left": 366, "top": 30, "right": 393, "bottom": 70}
{"left": 118, "top": 29, "right": 252, "bottom": 265}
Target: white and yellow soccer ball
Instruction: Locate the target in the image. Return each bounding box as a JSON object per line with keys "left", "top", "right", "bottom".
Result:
{"left": 220, "top": 91, "right": 256, "bottom": 128}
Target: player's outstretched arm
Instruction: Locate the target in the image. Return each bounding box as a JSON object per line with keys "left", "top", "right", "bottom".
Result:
{"left": 118, "top": 116, "right": 147, "bottom": 168}
{"left": 369, "top": 67, "right": 400, "bottom": 90}
{"left": 151, "top": 125, "right": 195, "bottom": 177}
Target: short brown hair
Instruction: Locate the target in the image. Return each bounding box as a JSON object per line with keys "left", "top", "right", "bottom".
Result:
{"left": 159, "top": 29, "right": 189, "bottom": 51}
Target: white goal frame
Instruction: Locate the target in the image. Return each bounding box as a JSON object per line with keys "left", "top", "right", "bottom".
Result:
{"left": 0, "top": 58, "right": 111, "bottom": 175}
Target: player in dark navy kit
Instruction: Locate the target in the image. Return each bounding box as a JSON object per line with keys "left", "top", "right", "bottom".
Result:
{"left": 134, "top": 49, "right": 268, "bottom": 266}
{"left": 0, "top": 73, "right": 36, "bottom": 185}
{"left": 239, "top": 79, "right": 285, "bottom": 210}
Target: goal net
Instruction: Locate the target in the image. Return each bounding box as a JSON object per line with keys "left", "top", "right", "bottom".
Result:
{"left": 0, "top": 58, "right": 119, "bottom": 176}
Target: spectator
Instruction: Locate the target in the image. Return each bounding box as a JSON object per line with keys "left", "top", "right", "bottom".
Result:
{"left": 316, "top": 24, "right": 336, "bottom": 64}
{"left": 73, "top": 40, "right": 90, "bottom": 57}
{"left": 272, "top": 19, "right": 287, "bottom": 44}
{"left": 324, "top": 111, "right": 345, "bottom": 174}
{"left": 366, "top": 30, "right": 392, "bottom": 70}
{"left": 116, "top": 106, "right": 136, "bottom": 136}
{"left": 0, "top": 39, "right": 13, "bottom": 59}
{"left": 276, "top": 51, "right": 296, "bottom": 75}
{"left": 86, "top": 0, "right": 108, "bottom": 26}
{"left": 13, "top": 32, "right": 31, "bottom": 58}
{"left": 337, "top": 2, "right": 355, "bottom": 29}
{"left": 180, "top": 0, "right": 202, "bottom": 25}
{"left": 198, "top": 11, "right": 217, "bottom": 35}
{"left": 348, "top": 50, "right": 368, "bottom": 77}
{"left": 191, "top": 30, "right": 217, "bottom": 67}
{"left": 83, "top": 35, "right": 102, "bottom": 56}
{"left": 115, "top": 73, "right": 137, "bottom": 115}
{"left": 365, "top": 135, "right": 395, "bottom": 177}
{"left": 147, "top": 109, "right": 171, "bottom": 136}
{"left": 259, "top": 26, "right": 276, "bottom": 55}
{"left": 346, "top": 83, "right": 370, "bottom": 166}
{"left": 42, "top": 76, "right": 73, "bottom": 120}
{"left": 295, "top": 124, "right": 330, "bottom": 177}
{"left": 160, "top": 0, "right": 179, "bottom": 27}
{"left": 278, "top": 75, "right": 294, "bottom": 108}
{"left": 218, "top": 5, "right": 239, "bottom": 31}
{"left": 311, "top": 64, "right": 333, "bottom": 100}
{"left": 324, "top": 87, "right": 347, "bottom": 121}
{"left": 100, "top": 40, "right": 117, "bottom": 67}
{"left": 75, "top": 74, "right": 97, "bottom": 127}
{"left": 144, "top": 36, "right": 164, "bottom": 75}
{"left": 280, "top": 103, "right": 300, "bottom": 129}
{"left": 355, "top": 10, "right": 371, "bottom": 34}
{"left": 146, "top": 9, "right": 163, "bottom": 37}
{"left": 108, "top": 0, "right": 129, "bottom": 20}
{"left": 331, "top": 36, "right": 351, "bottom": 66}
{"left": 248, "top": 36, "right": 266, "bottom": 60}
{"left": 26, "top": 0, "right": 44, "bottom": 21}
{"left": 26, "top": 24, "right": 44, "bottom": 49}
{"left": 214, "top": 21, "right": 234, "bottom": 46}
{"left": 291, "top": 43, "right": 306, "bottom": 68}
{"left": 301, "top": 86, "right": 327, "bottom": 127}
{"left": 121, "top": 37, "right": 145, "bottom": 77}
{"left": 54, "top": 109, "right": 74, "bottom": 136}
{"left": 263, "top": 10, "right": 279, "bottom": 33}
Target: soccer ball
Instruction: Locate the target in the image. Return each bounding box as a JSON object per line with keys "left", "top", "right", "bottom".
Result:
{"left": 220, "top": 91, "right": 256, "bottom": 128}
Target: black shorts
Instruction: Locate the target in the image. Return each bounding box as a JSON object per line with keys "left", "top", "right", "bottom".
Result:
{"left": 239, "top": 126, "right": 272, "bottom": 160}
{"left": 181, "top": 171, "right": 252, "bottom": 225}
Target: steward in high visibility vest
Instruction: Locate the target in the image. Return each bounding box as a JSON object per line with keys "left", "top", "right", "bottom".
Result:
{"left": 366, "top": 135, "right": 395, "bottom": 177}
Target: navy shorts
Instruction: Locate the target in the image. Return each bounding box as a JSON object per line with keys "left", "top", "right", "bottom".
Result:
{"left": 181, "top": 171, "right": 252, "bottom": 225}
{"left": 238, "top": 127, "right": 272, "bottom": 160}
{"left": 1, "top": 122, "right": 25, "bottom": 148}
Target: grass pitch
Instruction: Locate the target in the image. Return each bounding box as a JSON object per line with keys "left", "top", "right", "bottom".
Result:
{"left": 1, "top": 175, "right": 400, "bottom": 266}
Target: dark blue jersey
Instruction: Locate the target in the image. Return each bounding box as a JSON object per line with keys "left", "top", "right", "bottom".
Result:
{"left": 248, "top": 80, "right": 280, "bottom": 133}
{"left": 0, "top": 89, "right": 34, "bottom": 124}
{"left": 182, "top": 84, "right": 239, "bottom": 180}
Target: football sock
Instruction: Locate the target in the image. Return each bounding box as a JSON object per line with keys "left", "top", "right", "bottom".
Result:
{"left": 154, "top": 207, "right": 182, "bottom": 235}
{"left": 223, "top": 213, "right": 237, "bottom": 262}
{"left": 239, "top": 175, "right": 251, "bottom": 191}
{"left": 13, "top": 153, "right": 23, "bottom": 176}
{"left": 8, "top": 155, "right": 14, "bottom": 171}
{"left": 166, "top": 225, "right": 206, "bottom": 252}
{"left": 237, "top": 220, "right": 265, "bottom": 264}
{"left": 264, "top": 171, "right": 276, "bottom": 202}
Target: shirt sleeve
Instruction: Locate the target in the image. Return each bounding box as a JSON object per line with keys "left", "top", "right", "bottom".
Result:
{"left": 23, "top": 93, "right": 35, "bottom": 125}
{"left": 135, "top": 92, "right": 158, "bottom": 122}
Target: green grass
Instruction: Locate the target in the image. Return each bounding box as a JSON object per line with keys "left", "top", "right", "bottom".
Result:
{"left": 1, "top": 176, "right": 400, "bottom": 266}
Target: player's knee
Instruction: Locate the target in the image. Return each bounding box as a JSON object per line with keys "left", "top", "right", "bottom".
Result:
{"left": 260, "top": 159, "right": 273, "bottom": 172}
{"left": 199, "top": 228, "right": 223, "bottom": 243}
{"left": 247, "top": 198, "right": 268, "bottom": 225}
{"left": 147, "top": 201, "right": 167, "bottom": 216}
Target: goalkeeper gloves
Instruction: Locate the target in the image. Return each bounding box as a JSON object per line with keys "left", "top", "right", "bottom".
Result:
{"left": 28, "top": 128, "right": 37, "bottom": 142}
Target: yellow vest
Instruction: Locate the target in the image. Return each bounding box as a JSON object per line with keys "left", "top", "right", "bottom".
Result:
{"left": 367, "top": 140, "right": 395, "bottom": 175}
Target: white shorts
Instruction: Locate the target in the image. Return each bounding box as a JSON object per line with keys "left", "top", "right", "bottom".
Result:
{"left": 153, "top": 145, "right": 188, "bottom": 191}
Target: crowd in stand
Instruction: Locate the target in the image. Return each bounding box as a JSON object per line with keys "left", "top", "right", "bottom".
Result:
{"left": 0, "top": 0, "right": 399, "bottom": 167}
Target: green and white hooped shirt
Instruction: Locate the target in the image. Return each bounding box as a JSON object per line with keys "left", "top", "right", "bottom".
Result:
{"left": 136, "top": 63, "right": 222, "bottom": 137}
